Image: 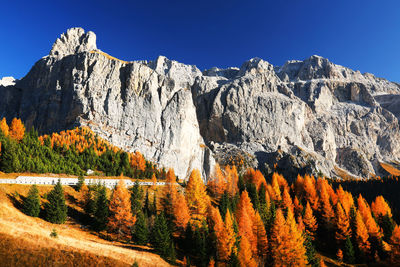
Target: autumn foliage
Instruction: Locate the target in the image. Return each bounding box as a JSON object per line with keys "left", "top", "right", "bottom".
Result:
{"left": 107, "top": 179, "right": 136, "bottom": 238}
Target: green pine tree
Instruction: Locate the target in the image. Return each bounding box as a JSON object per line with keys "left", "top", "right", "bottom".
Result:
{"left": 344, "top": 237, "right": 355, "bottom": 264}
{"left": 304, "top": 234, "right": 319, "bottom": 267}
{"left": 380, "top": 214, "right": 395, "bottom": 241}
{"left": 151, "top": 212, "right": 174, "bottom": 260}
{"left": 94, "top": 185, "right": 108, "bottom": 230}
{"left": 132, "top": 211, "right": 149, "bottom": 245}
{"left": 44, "top": 180, "right": 68, "bottom": 224}
{"left": 130, "top": 181, "right": 143, "bottom": 216}
{"left": 23, "top": 184, "right": 40, "bottom": 217}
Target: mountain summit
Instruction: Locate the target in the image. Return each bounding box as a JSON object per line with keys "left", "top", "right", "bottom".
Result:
{"left": 1, "top": 27, "right": 399, "bottom": 179}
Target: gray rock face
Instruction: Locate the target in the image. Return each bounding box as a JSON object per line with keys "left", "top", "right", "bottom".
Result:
{"left": 1, "top": 28, "right": 400, "bottom": 180}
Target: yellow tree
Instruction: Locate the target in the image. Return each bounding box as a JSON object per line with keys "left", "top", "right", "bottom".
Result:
{"left": 270, "top": 209, "right": 308, "bottom": 267}
{"left": 9, "top": 118, "right": 25, "bottom": 141}
{"left": 0, "top": 118, "right": 9, "bottom": 136}
{"left": 224, "top": 210, "right": 237, "bottom": 258}
{"left": 271, "top": 172, "right": 282, "bottom": 201}
{"left": 107, "top": 180, "right": 136, "bottom": 239}
{"left": 185, "top": 169, "right": 209, "bottom": 226}
{"left": 286, "top": 209, "right": 308, "bottom": 266}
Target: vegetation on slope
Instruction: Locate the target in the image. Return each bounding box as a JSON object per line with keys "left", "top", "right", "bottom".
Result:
{"left": 0, "top": 184, "right": 169, "bottom": 267}
{"left": 0, "top": 118, "right": 165, "bottom": 179}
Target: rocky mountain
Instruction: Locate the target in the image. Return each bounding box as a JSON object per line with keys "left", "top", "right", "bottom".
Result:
{"left": 1, "top": 27, "right": 399, "bottom": 180}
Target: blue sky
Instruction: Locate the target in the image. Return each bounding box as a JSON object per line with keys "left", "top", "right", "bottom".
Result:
{"left": 1, "top": 0, "right": 400, "bottom": 82}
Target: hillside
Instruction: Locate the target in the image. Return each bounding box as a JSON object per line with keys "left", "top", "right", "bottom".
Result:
{"left": 0, "top": 184, "right": 170, "bottom": 267}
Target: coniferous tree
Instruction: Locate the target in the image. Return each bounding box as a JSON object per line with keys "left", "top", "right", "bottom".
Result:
{"left": 130, "top": 180, "right": 143, "bottom": 216}
{"left": 132, "top": 211, "right": 149, "bottom": 245}
{"left": 94, "top": 185, "right": 108, "bottom": 230}
{"left": 0, "top": 117, "right": 9, "bottom": 136}
{"left": 45, "top": 180, "right": 68, "bottom": 224}
{"left": 151, "top": 212, "right": 174, "bottom": 260}
{"left": 23, "top": 184, "right": 40, "bottom": 217}
{"left": 185, "top": 169, "right": 209, "bottom": 227}
{"left": 304, "top": 234, "right": 319, "bottom": 267}
{"left": 107, "top": 179, "right": 135, "bottom": 239}
{"left": 344, "top": 237, "right": 355, "bottom": 263}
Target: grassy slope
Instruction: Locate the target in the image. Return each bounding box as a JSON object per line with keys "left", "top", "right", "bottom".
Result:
{"left": 0, "top": 184, "right": 170, "bottom": 267}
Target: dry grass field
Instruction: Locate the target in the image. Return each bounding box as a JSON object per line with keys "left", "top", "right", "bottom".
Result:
{"left": 0, "top": 184, "right": 170, "bottom": 267}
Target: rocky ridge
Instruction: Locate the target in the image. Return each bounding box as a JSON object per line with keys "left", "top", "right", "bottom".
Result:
{"left": 1, "top": 27, "right": 399, "bottom": 180}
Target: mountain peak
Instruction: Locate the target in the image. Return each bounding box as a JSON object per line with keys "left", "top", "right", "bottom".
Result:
{"left": 49, "top": 27, "right": 97, "bottom": 59}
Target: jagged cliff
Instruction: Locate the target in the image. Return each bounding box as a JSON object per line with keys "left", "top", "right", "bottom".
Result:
{"left": 1, "top": 28, "right": 399, "bottom": 180}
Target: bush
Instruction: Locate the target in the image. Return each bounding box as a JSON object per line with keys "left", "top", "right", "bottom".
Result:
{"left": 50, "top": 228, "right": 58, "bottom": 238}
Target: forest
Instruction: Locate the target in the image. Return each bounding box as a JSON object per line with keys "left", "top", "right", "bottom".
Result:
{"left": 0, "top": 118, "right": 164, "bottom": 179}
{"left": 1, "top": 117, "right": 400, "bottom": 266}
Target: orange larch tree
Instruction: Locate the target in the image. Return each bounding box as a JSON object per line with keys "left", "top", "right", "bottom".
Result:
{"left": 303, "top": 201, "right": 318, "bottom": 239}
{"left": 286, "top": 209, "right": 308, "bottom": 266}
{"left": 390, "top": 225, "right": 400, "bottom": 264}
{"left": 355, "top": 210, "right": 370, "bottom": 255}
{"left": 371, "top": 195, "right": 392, "bottom": 218}
{"left": 254, "top": 212, "right": 268, "bottom": 259}
{"left": 185, "top": 169, "right": 210, "bottom": 226}
{"left": 9, "top": 118, "right": 25, "bottom": 141}
{"left": 238, "top": 235, "right": 257, "bottom": 267}
{"left": 271, "top": 209, "right": 307, "bottom": 267}
{"left": 335, "top": 202, "right": 351, "bottom": 243}
{"left": 208, "top": 164, "right": 227, "bottom": 199}
{"left": 303, "top": 174, "right": 318, "bottom": 210}
{"left": 318, "top": 179, "right": 335, "bottom": 228}
{"left": 293, "top": 196, "right": 303, "bottom": 217}
{"left": 172, "top": 192, "right": 190, "bottom": 233}
{"left": 107, "top": 179, "right": 136, "bottom": 239}
{"left": 236, "top": 190, "right": 257, "bottom": 255}
{"left": 336, "top": 185, "right": 354, "bottom": 215}
{"left": 224, "top": 210, "right": 237, "bottom": 260}
{"left": 225, "top": 165, "right": 239, "bottom": 197}
{"left": 271, "top": 172, "right": 282, "bottom": 201}
{"left": 282, "top": 187, "right": 294, "bottom": 214}
{"left": 0, "top": 118, "right": 9, "bottom": 136}
{"left": 209, "top": 206, "right": 235, "bottom": 262}
{"left": 357, "top": 194, "right": 382, "bottom": 238}
{"left": 130, "top": 151, "right": 146, "bottom": 171}
{"left": 245, "top": 168, "right": 267, "bottom": 191}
